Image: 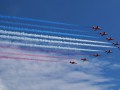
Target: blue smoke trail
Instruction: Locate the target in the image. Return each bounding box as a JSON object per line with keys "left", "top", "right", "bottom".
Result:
{"left": 0, "top": 20, "right": 88, "bottom": 33}
{"left": 0, "top": 15, "right": 79, "bottom": 26}
{"left": 0, "top": 25, "right": 99, "bottom": 38}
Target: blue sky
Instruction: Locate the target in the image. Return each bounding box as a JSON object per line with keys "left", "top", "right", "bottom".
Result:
{"left": 0, "top": 0, "right": 120, "bottom": 90}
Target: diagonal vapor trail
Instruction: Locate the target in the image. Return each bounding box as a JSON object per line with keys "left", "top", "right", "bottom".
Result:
{"left": 0, "top": 41, "right": 103, "bottom": 52}
{"left": 0, "top": 30, "right": 111, "bottom": 44}
{"left": 0, "top": 25, "right": 99, "bottom": 38}
{"left": 0, "top": 35, "right": 115, "bottom": 48}
{"left": 0, "top": 55, "right": 67, "bottom": 63}
{"left": 0, "top": 20, "right": 88, "bottom": 32}
{"left": 0, "top": 15, "right": 79, "bottom": 26}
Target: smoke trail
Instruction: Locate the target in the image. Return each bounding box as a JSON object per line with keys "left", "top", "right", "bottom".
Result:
{"left": 0, "top": 25, "right": 99, "bottom": 38}
{"left": 0, "top": 30, "right": 111, "bottom": 44}
{"left": 0, "top": 41, "right": 102, "bottom": 52}
{"left": 0, "top": 35, "right": 115, "bottom": 48}
{"left": 0, "top": 51, "right": 75, "bottom": 60}
{"left": 0, "top": 45, "right": 91, "bottom": 56}
{"left": 0, "top": 15, "right": 79, "bottom": 26}
{"left": 0, "top": 20, "right": 87, "bottom": 32}
{"left": 0, "top": 55, "right": 67, "bottom": 63}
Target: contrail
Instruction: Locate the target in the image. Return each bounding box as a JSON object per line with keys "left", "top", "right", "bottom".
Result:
{"left": 0, "top": 35, "right": 115, "bottom": 48}
{"left": 0, "top": 25, "right": 99, "bottom": 38}
{"left": 0, "top": 15, "right": 79, "bottom": 26}
{"left": 0, "top": 20, "right": 87, "bottom": 32}
{"left": 0, "top": 41, "right": 102, "bottom": 52}
{"left": 0, "top": 55, "right": 67, "bottom": 63}
{"left": 0, "top": 30, "right": 111, "bottom": 44}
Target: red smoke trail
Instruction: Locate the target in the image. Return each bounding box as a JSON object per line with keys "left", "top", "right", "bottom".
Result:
{"left": 0, "top": 45, "right": 91, "bottom": 56}
{"left": 0, "top": 51, "right": 75, "bottom": 60}
{"left": 0, "top": 55, "right": 67, "bottom": 63}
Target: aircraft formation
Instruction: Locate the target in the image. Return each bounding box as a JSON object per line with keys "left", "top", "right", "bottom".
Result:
{"left": 0, "top": 15, "right": 119, "bottom": 64}
{"left": 70, "top": 26, "right": 120, "bottom": 64}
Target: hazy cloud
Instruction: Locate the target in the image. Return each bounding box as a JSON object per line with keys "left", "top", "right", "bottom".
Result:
{"left": 0, "top": 45, "right": 114, "bottom": 90}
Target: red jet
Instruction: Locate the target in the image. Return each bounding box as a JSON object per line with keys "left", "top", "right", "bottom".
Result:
{"left": 113, "top": 42, "right": 119, "bottom": 46}
{"left": 92, "top": 26, "right": 102, "bottom": 31}
{"left": 93, "top": 54, "right": 100, "bottom": 57}
{"left": 105, "top": 50, "right": 112, "bottom": 54}
{"left": 69, "top": 61, "right": 77, "bottom": 64}
{"left": 81, "top": 58, "right": 88, "bottom": 61}
{"left": 100, "top": 32, "right": 108, "bottom": 36}
{"left": 106, "top": 37, "right": 114, "bottom": 41}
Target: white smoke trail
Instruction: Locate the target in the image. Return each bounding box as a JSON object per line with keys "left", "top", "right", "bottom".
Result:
{"left": 0, "top": 30, "right": 111, "bottom": 44}
{"left": 0, "top": 41, "right": 102, "bottom": 52}
{"left": 0, "top": 34, "right": 115, "bottom": 48}
{"left": 0, "top": 25, "right": 98, "bottom": 38}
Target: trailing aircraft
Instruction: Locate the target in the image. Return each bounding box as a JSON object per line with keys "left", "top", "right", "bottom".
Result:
{"left": 100, "top": 32, "right": 108, "bottom": 36}
{"left": 92, "top": 26, "right": 102, "bottom": 31}
{"left": 106, "top": 37, "right": 114, "bottom": 41}
{"left": 105, "top": 50, "right": 112, "bottom": 54}
{"left": 69, "top": 61, "right": 77, "bottom": 64}
{"left": 113, "top": 42, "right": 119, "bottom": 46}
{"left": 93, "top": 54, "right": 100, "bottom": 57}
{"left": 81, "top": 58, "right": 88, "bottom": 61}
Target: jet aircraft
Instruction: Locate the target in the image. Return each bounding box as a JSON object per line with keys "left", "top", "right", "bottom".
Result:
{"left": 81, "top": 58, "right": 88, "bottom": 61}
{"left": 93, "top": 54, "right": 100, "bottom": 57}
{"left": 100, "top": 32, "right": 108, "bottom": 36}
{"left": 69, "top": 61, "right": 77, "bottom": 64}
{"left": 113, "top": 42, "right": 119, "bottom": 46}
{"left": 92, "top": 26, "right": 102, "bottom": 31}
{"left": 105, "top": 50, "right": 112, "bottom": 54}
{"left": 106, "top": 37, "right": 114, "bottom": 41}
